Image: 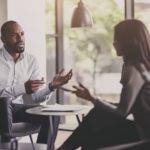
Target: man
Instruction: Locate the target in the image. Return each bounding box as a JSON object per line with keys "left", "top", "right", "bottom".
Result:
{"left": 0, "top": 20, "right": 72, "bottom": 143}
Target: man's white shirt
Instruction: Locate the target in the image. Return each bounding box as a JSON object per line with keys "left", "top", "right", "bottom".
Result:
{"left": 0, "top": 47, "right": 52, "bottom": 104}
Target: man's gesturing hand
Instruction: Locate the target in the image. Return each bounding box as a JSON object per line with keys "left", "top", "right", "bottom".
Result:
{"left": 25, "top": 78, "right": 45, "bottom": 94}
{"left": 49, "top": 69, "right": 72, "bottom": 90}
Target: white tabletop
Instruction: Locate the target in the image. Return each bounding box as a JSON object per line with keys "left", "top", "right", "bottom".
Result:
{"left": 26, "top": 104, "right": 92, "bottom": 116}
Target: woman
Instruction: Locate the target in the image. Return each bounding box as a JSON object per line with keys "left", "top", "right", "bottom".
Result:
{"left": 58, "top": 19, "right": 150, "bottom": 150}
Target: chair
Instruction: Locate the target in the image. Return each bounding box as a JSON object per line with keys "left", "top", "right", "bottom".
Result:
{"left": 11, "top": 122, "right": 40, "bottom": 144}
{"left": 98, "top": 139, "right": 150, "bottom": 150}
{"left": 0, "top": 97, "right": 40, "bottom": 147}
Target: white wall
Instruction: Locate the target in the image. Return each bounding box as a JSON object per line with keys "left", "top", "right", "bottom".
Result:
{"left": 0, "top": 0, "right": 8, "bottom": 47}
{"left": 0, "top": 0, "right": 46, "bottom": 77}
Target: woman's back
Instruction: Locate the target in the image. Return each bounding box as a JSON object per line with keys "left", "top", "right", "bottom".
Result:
{"left": 132, "top": 65, "right": 150, "bottom": 139}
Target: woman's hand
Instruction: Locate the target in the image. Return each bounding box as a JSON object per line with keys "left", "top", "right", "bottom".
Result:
{"left": 49, "top": 69, "right": 72, "bottom": 90}
{"left": 72, "top": 82, "right": 96, "bottom": 103}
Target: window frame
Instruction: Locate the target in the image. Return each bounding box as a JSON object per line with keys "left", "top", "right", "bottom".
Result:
{"left": 46, "top": 0, "right": 135, "bottom": 104}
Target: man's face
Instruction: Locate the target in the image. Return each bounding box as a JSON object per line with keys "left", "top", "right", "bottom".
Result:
{"left": 2, "top": 23, "right": 25, "bottom": 53}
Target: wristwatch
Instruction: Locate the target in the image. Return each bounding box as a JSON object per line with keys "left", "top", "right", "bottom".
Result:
{"left": 48, "top": 83, "right": 55, "bottom": 91}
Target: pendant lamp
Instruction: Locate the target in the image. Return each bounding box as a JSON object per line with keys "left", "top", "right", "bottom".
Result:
{"left": 71, "top": 0, "right": 93, "bottom": 27}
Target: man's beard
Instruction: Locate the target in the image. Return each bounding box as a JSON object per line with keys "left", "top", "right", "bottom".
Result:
{"left": 15, "top": 41, "right": 25, "bottom": 53}
{"left": 16, "top": 46, "right": 25, "bottom": 53}
{"left": 4, "top": 44, "right": 25, "bottom": 53}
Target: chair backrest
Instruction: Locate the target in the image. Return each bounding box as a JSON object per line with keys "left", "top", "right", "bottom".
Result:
{"left": 0, "top": 97, "right": 13, "bottom": 141}
{"left": 0, "top": 97, "right": 40, "bottom": 143}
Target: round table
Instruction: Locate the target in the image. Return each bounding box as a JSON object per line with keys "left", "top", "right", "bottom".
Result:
{"left": 26, "top": 104, "right": 91, "bottom": 150}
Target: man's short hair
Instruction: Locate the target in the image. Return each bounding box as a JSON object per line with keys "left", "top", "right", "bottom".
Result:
{"left": 1, "top": 20, "right": 17, "bottom": 36}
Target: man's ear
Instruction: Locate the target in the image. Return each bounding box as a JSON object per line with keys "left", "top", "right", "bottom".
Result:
{"left": 1, "top": 36, "right": 5, "bottom": 43}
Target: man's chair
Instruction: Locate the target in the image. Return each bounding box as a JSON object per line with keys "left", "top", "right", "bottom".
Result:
{"left": 10, "top": 122, "right": 40, "bottom": 144}
{"left": 0, "top": 97, "right": 40, "bottom": 147}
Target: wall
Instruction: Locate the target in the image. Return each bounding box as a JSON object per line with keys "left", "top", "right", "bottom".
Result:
{"left": 0, "top": 0, "right": 46, "bottom": 77}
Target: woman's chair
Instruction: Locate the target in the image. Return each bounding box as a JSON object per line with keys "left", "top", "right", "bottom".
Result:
{"left": 98, "top": 139, "right": 150, "bottom": 150}
{"left": 0, "top": 97, "right": 40, "bottom": 147}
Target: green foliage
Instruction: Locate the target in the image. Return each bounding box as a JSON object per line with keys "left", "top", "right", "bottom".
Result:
{"left": 45, "top": 0, "right": 55, "bottom": 34}
{"left": 45, "top": 0, "right": 123, "bottom": 73}
{"left": 64, "top": 0, "right": 123, "bottom": 73}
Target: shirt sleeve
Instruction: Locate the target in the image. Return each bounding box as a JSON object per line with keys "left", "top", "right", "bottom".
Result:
{"left": 22, "top": 56, "right": 53, "bottom": 104}
{"left": 22, "top": 84, "right": 54, "bottom": 104}
{"left": 0, "top": 83, "right": 26, "bottom": 99}
{"left": 94, "top": 64, "right": 145, "bottom": 117}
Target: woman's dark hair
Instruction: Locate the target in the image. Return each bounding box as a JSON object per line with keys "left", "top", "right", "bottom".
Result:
{"left": 114, "top": 19, "right": 150, "bottom": 70}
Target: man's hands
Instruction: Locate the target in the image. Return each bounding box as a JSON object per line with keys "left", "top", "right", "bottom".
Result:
{"left": 72, "top": 82, "right": 96, "bottom": 104}
{"left": 24, "top": 69, "right": 72, "bottom": 94}
{"left": 25, "top": 78, "right": 45, "bottom": 94}
{"left": 49, "top": 69, "right": 72, "bottom": 90}
{"left": 24, "top": 69, "right": 96, "bottom": 104}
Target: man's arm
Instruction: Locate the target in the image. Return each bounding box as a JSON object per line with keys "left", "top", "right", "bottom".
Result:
{"left": 0, "top": 83, "right": 26, "bottom": 99}
{"left": 23, "top": 68, "right": 72, "bottom": 104}
{"left": 21, "top": 56, "right": 48, "bottom": 104}
{"left": 22, "top": 84, "right": 53, "bottom": 104}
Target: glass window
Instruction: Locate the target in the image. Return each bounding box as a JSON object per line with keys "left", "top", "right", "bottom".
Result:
{"left": 45, "top": 0, "right": 55, "bottom": 34}
{"left": 63, "top": 0, "right": 124, "bottom": 104}
{"left": 46, "top": 37, "right": 56, "bottom": 104}
{"left": 45, "top": 0, "right": 56, "bottom": 104}
{"left": 135, "top": 0, "right": 150, "bottom": 30}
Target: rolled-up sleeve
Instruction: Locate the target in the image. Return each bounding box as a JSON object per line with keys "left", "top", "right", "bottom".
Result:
{"left": 0, "top": 83, "right": 26, "bottom": 98}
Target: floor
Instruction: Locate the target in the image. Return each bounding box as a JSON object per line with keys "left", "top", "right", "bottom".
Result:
{"left": 19, "top": 130, "right": 71, "bottom": 148}
{"left": 19, "top": 115, "right": 80, "bottom": 149}
{"left": 19, "top": 125, "right": 80, "bottom": 149}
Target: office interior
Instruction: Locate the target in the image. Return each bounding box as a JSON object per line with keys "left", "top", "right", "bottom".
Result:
{"left": 0, "top": 0, "right": 150, "bottom": 149}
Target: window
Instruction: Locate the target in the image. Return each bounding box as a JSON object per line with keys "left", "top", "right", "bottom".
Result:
{"left": 135, "top": 0, "right": 150, "bottom": 30}
{"left": 45, "top": 0, "right": 129, "bottom": 105}
{"left": 45, "top": 0, "right": 57, "bottom": 104}
{"left": 63, "top": 0, "right": 124, "bottom": 104}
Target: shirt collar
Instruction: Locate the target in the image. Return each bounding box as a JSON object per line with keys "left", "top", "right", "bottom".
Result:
{"left": 2, "top": 46, "right": 24, "bottom": 62}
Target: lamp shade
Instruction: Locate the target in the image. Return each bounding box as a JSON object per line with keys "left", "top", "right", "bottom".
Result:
{"left": 71, "top": 0, "right": 93, "bottom": 27}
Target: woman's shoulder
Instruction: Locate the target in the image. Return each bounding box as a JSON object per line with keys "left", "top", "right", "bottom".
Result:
{"left": 122, "top": 63, "right": 139, "bottom": 76}
{"left": 134, "top": 63, "right": 150, "bottom": 82}
{"left": 121, "top": 63, "right": 144, "bottom": 84}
